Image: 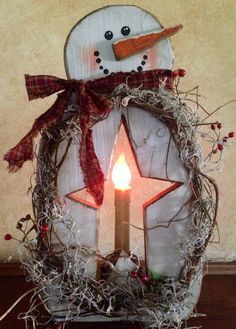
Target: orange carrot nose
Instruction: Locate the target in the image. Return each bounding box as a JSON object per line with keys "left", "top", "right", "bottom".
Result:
{"left": 113, "top": 24, "right": 183, "bottom": 60}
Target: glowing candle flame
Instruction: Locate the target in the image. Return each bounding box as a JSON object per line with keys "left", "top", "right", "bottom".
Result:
{"left": 112, "top": 154, "right": 131, "bottom": 190}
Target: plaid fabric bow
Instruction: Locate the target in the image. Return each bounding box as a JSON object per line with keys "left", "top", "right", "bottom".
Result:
{"left": 4, "top": 69, "right": 177, "bottom": 206}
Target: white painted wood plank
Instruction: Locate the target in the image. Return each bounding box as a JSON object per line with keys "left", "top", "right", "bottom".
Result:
{"left": 60, "top": 5, "right": 175, "bottom": 280}
{"left": 56, "top": 110, "right": 121, "bottom": 277}
{"left": 57, "top": 140, "right": 84, "bottom": 197}
{"left": 123, "top": 107, "right": 193, "bottom": 278}
{"left": 145, "top": 184, "right": 192, "bottom": 278}
{"left": 92, "top": 108, "right": 121, "bottom": 178}
{"left": 57, "top": 108, "right": 121, "bottom": 197}
{"left": 123, "top": 106, "right": 188, "bottom": 182}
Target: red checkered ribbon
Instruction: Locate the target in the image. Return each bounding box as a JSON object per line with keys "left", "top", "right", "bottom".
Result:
{"left": 4, "top": 69, "right": 178, "bottom": 206}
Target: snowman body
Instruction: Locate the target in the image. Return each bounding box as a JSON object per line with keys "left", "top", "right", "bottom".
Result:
{"left": 43, "top": 5, "right": 202, "bottom": 322}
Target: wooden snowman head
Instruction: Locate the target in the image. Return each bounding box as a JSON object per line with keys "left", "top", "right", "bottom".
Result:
{"left": 65, "top": 5, "right": 176, "bottom": 80}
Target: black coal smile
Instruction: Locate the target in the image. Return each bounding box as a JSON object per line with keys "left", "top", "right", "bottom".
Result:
{"left": 93, "top": 50, "right": 148, "bottom": 75}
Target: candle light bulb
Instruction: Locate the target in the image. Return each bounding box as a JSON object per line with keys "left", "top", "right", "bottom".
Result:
{"left": 112, "top": 154, "right": 131, "bottom": 190}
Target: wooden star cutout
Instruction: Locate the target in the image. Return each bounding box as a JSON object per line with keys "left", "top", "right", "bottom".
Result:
{"left": 66, "top": 125, "right": 182, "bottom": 255}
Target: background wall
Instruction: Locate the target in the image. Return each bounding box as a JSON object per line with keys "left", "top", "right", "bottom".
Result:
{"left": 0, "top": 0, "right": 235, "bottom": 261}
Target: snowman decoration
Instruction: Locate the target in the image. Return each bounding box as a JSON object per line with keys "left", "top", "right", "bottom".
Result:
{"left": 61, "top": 5, "right": 186, "bottom": 277}
{"left": 4, "top": 4, "right": 217, "bottom": 328}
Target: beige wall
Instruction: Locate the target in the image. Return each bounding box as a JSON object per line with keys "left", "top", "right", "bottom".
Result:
{"left": 0, "top": 0, "right": 236, "bottom": 261}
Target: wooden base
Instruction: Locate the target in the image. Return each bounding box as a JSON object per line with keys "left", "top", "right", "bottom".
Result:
{"left": 1, "top": 263, "right": 236, "bottom": 329}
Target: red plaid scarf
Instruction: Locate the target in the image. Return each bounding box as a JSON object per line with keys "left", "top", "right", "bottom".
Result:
{"left": 4, "top": 69, "right": 179, "bottom": 206}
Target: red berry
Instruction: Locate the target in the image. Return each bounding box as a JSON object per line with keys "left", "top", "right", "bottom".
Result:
{"left": 228, "top": 132, "right": 235, "bottom": 138}
{"left": 4, "top": 234, "right": 12, "bottom": 241}
{"left": 16, "top": 222, "right": 23, "bottom": 229}
{"left": 218, "top": 144, "right": 224, "bottom": 151}
{"left": 172, "top": 70, "right": 179, "bottom": 78}
{"left": 178, "top": 69, "right": 186, "bottom": 77}
{"left": 39, "top": 232, "right": 46, "bottom": 239}
{"left": 211, "top": 124, "right": 216, "bottom": 130}
{"left": 41, "top": 224, "right": 49, "bottom": 232}
{"left": 130, "top": 271, "right": 138, "bottom": 278}
{"left": 217, "top": 123, "right": 222, "bottom": 129}
{"left": 141, "top": 274, "right": 149, "bottom": 284}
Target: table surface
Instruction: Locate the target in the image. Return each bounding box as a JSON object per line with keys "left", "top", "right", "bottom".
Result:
{"left": 0, "top": 274, "right": 236, "bottom": 329}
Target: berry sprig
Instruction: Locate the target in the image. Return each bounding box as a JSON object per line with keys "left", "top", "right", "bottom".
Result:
{"left": 14, "top": 214, "right": 37, "bottom": 242}
{"left": 4, "top": 214, "right": 35, "bottom": 242}
{"left": 4, "top": 233, "right": 21, "bottom": 242}
{"left": 200, "top": 122, "right": 234, "bottom": 165}
{"left": 210, "top": 123, "right": 234, "bottom": 153}
{"left": 4, "top": 213, "right": 52, "bottom": 257}
{"left": 130, "top": 267, "right": 150, "bottom": 284}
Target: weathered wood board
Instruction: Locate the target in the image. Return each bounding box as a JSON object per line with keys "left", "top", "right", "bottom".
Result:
{"left": 60, "top": 4, "right": 176, "bottom": 274}
{"left": 48, "top": 4, "right": 201, "bottom": 319}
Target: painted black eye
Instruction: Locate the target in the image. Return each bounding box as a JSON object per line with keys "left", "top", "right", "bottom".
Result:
{"left": 121, "top": 26, "right": 130, "bottom": 36}
{"left": 104, "top": 31, "right": 113, "bottom": 40}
